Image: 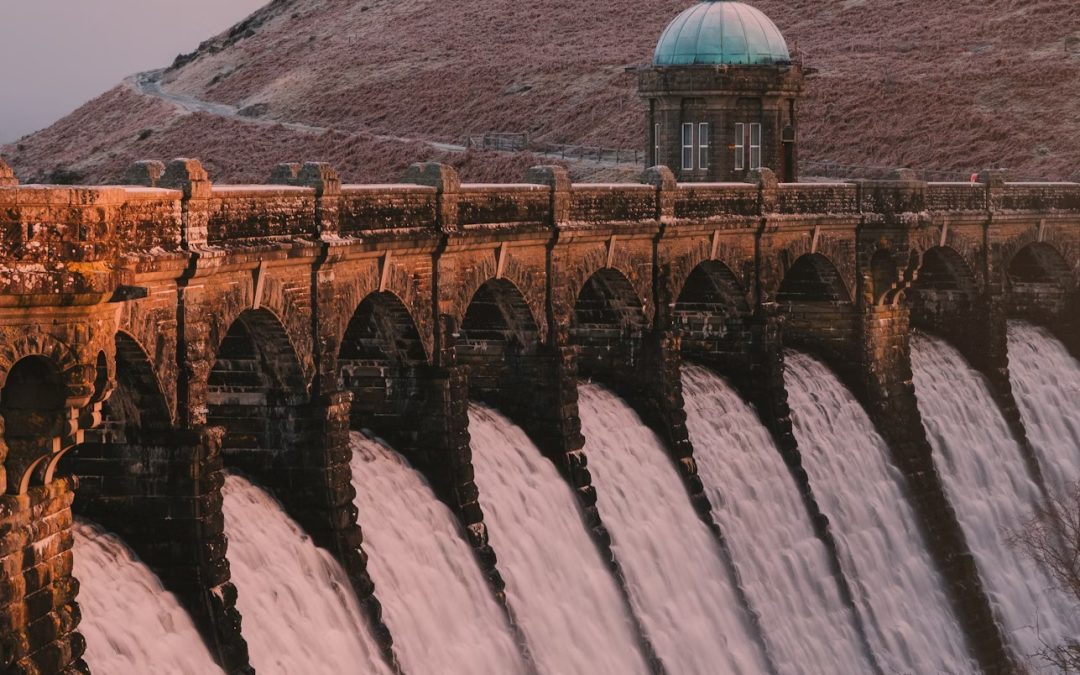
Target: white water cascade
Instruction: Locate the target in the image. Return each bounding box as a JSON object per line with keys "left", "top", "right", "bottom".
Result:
{"left": 784, "top": 351, "right": 975, "bottom": 673}
{"left": 911, "top": 333, "right": 1080, "bottom": 665}
{"left": 577, "top": 382, "right": 771, "bottom": 675}
{"left": 681, "top": 364, "right": 874, "bottom": 674}
{"left": 468, "top": 403, "right": 650, "bottom": 675}
{"left": 1007, "top": 320, "right": 1080, "bottom": 498}
{"left": 73, "top": 521, "right": 223, "bottom": 675}
{"left": 349, "top": 431, "right": 527, "bottom": 675}
{"left": 221, "top": 474, "right": 391, "bottom": 675}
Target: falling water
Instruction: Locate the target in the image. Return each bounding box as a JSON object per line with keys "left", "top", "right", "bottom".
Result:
{"left": 468, "top": 403, "right": 650, "bottom": 675}
{"left": 911, "top": 333, "right": 1080, "bottom": 664}
{"left": 350, "top": 431, "right": 527, "bottom": 675}
{"left": 221, "top": 474, "right": 391, "bottom": 675}
{"left": 73, "top": 521, "right": 223, "bottom": 675}
{"left": 1007, "top": 320, "right": 1080, "bottom": 498}
{"left": 681, "top": 364, "right": 874, "bottom": 674}
{"left": 784, "top": 351, "right": 975, "bottom": 673}
{"left": 577, "top": 382, "right": 770, "bottom": 675}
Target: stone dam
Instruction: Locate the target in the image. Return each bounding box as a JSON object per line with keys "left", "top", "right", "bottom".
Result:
{"left": 0, "top": 156, "right": 1078, "bottom": 674}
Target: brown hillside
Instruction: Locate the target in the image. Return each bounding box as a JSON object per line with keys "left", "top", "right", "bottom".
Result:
{"left": 6, "top": 0, "right": 1080, "bottom": 183}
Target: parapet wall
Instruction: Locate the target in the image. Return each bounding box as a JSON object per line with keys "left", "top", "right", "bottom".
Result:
{"left": 3, "top": 161, "right": 1079, "bottom": 264}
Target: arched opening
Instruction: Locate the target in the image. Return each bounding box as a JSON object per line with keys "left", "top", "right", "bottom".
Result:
{"left": 208, "top": 309, "right": 307, "bottom": 478}
{"left": 456, "top": 279, "right": 541, "bottom": 405}
{"left": 674, "top": 261, "right": 752, "bottom": 371}
{"left": 0, "top": 356, "right": 68, "bottom": 493}
{"left": 338, "top": 292, "right": 428, "bottom": 435}
{"left": 908, "top": 247, "right": 978, "bottom": 337}
{"left": 777, "top": 253, "right": 852, "bottom": 304}
{"left": 1007, "top": 243, "right": 1073, "bottom": 324}
{"left": 912, "top": 247, "right": 977, "bottom": 293}
{"left": 776, "top": 254, "right": 855, "bottom": 360}
{"left": 58, "top": 332, "right": 172, "bottom": 491}
{"left": 571, "top": 269, "right": 648, "bottom": 377}
{"left": 1010, "top": 243, "right": 1071, "bottom": 285}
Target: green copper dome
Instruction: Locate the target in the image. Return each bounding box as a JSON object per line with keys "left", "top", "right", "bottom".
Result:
{"left": 654, "top": 1, "right": 791, "bottom": 66}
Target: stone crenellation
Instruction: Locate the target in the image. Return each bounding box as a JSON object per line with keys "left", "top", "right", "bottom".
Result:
{"left": 0, "top": 156, "right": 1077, "bottom": 673}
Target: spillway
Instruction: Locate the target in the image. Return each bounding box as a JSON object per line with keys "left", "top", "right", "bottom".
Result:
{"left": 577, "top": 381, "right": 771, "bottom": 675}
{"left": 221, "top": 473, "right": 391, "bottom": 674}
{"left": 73, "top": 521, "right": 223, "bottom": 675}
{"left": 468, "top": 402, "right": 650, "bottom": 675}
{"left": 350, "top": 431, "right": 527, "bottom": 675}
{"left": 784, "top": 350, "right": 975, "bottom": 673}
{"left": 911, "top": 333, "right": 1080, "bottom": 663}
{"left": 1007, "top": 320, "right": 1080, "bottom": 498}
{"left": 681, "top": 364, "right": 874, "bottom": 673}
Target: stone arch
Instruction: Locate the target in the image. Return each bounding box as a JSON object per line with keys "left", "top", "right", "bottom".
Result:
{"left": 558, "top": 245, "right": 653, "bottom": 341}
{"left": 53, "top": 332, "right": 174, "bottom": 491}
{"left": 907, "top": 246, "right": 981, "bottom": 342}
{"left": 207, "top": 308, "right": 309, "bottom": 479}
{"left": 203, "top": 285, "right": 316, "bottom": 394}
{"left": 0, "top": 333, "right": 93, "bottom": 408}
{"left": 674, "top": 260, "right": 754, "bottom": 366}
{"left": 445, "top": 255, "right": 549, "bottom": 346}
{"left": 456, "top": 278, "right": 543, "bottom": 405}
{"left": 777, "top": 253, "right": 853, "bottom": 304}
{"left": 0, "top": 356, "right": 69, "bottom": 494}
{"left": 1005, "top": 242, "right": 1075, "bottom": 325}
{"left": 1008, "top": 242, "right": 1071, "bottom": 286}
{"left": 912, "top": 246, "right": 978, "bottom": 294}
{"left": 338, "top": 291, "right": 430, "bottom": 434}
{"left": 672, "top": 259, "right": 760, "bottom": 387}
{"left": 571, "top": 268, "right": 649, "bottom": 376}
{"left": 109, "top": 332, "right": 172, "bottom": 430}
{"left": 775, "top": 254, "right": 857, "bottom": 363}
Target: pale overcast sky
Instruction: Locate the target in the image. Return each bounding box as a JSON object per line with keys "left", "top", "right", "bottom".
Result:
{"left": 0, "top": 0, "right": 267, "bottom": 143}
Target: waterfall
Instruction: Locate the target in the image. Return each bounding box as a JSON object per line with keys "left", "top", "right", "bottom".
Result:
{"left": 1007, "top": 320, "right": 1080, "bottom": 498}
{"left": 784, "top": 351, "right": 975, "bottom": 673}
{"left": 349, "top": 431, "right": 527, "bottom": 675}
{"left": 577, "top": 382, "right": 771, "bottom": 675}
{"left": 468, "top": 403, "right": 650, "bottom": 675}
{"left": 73, "top": 521, "right": 223, "bottom": 675}
{"left": 911, "top": 333, "right": 1080, "bottom": 664}
{"left": 681, "top": 364, "right": 875, "bottom": 674}
{"left": 221, "top": 473, "right": 391, "bottom": 674}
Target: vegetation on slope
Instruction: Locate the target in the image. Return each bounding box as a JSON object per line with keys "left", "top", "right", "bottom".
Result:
{"left": 5, "top": 0, "right": 1080, "bottom": 183}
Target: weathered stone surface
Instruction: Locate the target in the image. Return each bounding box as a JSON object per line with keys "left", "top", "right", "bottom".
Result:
{"left": 0, "top": 160, "right": 18, "bottom": 188}
{"left": 0, "top": 161, "right": 1075, "bottom": 674}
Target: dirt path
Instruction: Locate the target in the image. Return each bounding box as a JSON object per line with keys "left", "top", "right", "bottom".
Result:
{"left": 131, "top": 70, "right": 626, "bottom": 169}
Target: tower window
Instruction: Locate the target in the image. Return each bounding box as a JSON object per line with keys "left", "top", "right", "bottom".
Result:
{"left": 682, "top": 123, "right": 694, "bottom": 171}
{"left": 734, "top": 123, "right": 745, "bottom": 171}
{"left": 698, "top": 123, "right": 709, "bottom": 170}
{"left": 655, "top": 123, "right": 661, "bottom": 165}
{"left": 749, "top": 123, "right": 762, "bottom": 170}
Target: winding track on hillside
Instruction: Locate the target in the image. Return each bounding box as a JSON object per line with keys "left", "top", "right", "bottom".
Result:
{"left": 131, "top": 70, "right": 625, "bottom": 170}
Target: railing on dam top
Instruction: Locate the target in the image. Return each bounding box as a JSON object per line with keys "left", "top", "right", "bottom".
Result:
{"left": 2, "top": 159, "right": 1080, "bottom": 261}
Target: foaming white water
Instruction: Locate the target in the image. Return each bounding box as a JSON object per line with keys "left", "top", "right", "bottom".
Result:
{"left": 350, "top": 431, "right": 527, "bottom": 675}
{"left": 1007, "top": 321, "right": 1080, "bottom": 498}
{"left": 73, "top": 521, "right": 222, "bottom": 675}
{"left": 468, "top": 403, "right": 649, "bottom": 675}
{"left": 681, "top": 364, "right": 873, "bottom": 674}
{"left": 577, "top": 382, "right": 770, "bottom": 675}
{"left": 784, "top": 351, "right": 975, "bottom": 673}
{"left": 221, "top": 474, "right": 391, "bottom": 675}
{"left": 911, "top": 334, "right": 1080, "bottom": 663}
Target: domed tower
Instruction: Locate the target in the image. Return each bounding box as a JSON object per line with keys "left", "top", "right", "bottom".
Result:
{"left": 639, "top": 1, "right": 804, "bottom": 182}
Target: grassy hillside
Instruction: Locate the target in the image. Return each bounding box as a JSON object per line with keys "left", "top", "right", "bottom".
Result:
{"left": 5, "top": 0, "right": 1080, "bottom": 183}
